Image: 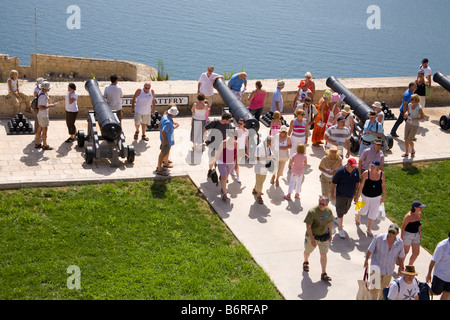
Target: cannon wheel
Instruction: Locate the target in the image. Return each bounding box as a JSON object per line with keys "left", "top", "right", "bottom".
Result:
{"left": 77, "top": 130, "right": 85, "bottom": 148}
{"left": 350, "top": 136, "right": 360, "bottom": 154}
{"left": 439, "top": 114, "right": 450, "bottom": 130}
{"left": 127, "top": 145, "right": 135, "bottom": 163}
{"left": 84, "top": 146, "right": 94, "bottom": 164}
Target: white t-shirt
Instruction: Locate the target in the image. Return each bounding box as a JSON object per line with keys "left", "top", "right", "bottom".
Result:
{"left": 8, "top": 78, "right": 18, "bottom": 93}
{"left": 65, "top": 91, "right": 78, "bottom": 112}
{"left": 432, "top": 238, "right": 450, "bottom": 282}
{"left": 198, "top": 72, "right": 219, "bottom": 97}
{"left": 254, "top": 142, "right": 271, "bottom": 175}
{"left": 387, "top": 277, "right": 419, "bottom": 300}
{"left": 104, "top": 84, "right": 123, "bottom": 110}
{"left": 37, "top": 93, "right": 49, "bottom": 117}
{"left": 237, "top": 128, "right": 248, "bottom": 150}
{"left": 419, "top": 65, "right": 432, "bottom": 78}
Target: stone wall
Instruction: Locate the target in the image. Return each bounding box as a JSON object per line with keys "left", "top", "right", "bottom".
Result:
{"left": 0, "top": 53, "right": 157, "bottom": 82}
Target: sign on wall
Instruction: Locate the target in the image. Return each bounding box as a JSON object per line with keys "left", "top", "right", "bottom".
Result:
{"left": 122, "top": 96, "right": 189, "bottom": 106}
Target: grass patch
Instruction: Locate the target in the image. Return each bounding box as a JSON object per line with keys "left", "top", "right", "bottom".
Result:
{"left": 384, "top": 160, "right": 450, "bottom": 254}
{"left": 0, "top": 178, "right": 282, "bottom": 300}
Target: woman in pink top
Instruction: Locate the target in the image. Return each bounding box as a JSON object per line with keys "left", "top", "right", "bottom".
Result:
{"left": 248, "top": 81, "right": 267, "bottom": 121}
{"left": 284, "top": 144, "right": 307, "bottom": 200}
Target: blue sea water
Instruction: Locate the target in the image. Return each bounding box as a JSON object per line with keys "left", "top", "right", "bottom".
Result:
{"left": 1, "top": 0, "right": 449, "bottom": 80}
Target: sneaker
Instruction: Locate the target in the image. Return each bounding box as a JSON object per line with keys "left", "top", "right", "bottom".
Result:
{"left": 390, "top": 132, "right": 399, "bottom": 137}
{"left": 339, "top": 229, "right": 346, "bottom": 238}
{"left": 230, "top": 170, "right": 236, "bottom": 177}
{"left": 236, "top": 177, "right": 241, "bottom": 183}
{"left": 222, "top": 193, "right": 229, "bottom": 201}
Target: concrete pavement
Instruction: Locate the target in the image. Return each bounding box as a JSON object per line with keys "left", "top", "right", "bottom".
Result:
{"left": 1, "top": 105, "right": 449, "bottom": 299}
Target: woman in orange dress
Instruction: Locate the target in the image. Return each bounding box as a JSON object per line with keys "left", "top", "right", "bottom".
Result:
{"left": 312, "top": 90, "right": 332, "bottom": 146}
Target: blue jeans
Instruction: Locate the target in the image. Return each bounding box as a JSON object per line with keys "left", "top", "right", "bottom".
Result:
{"left": 390, "top": 110, "right": 405, "bottom": 135}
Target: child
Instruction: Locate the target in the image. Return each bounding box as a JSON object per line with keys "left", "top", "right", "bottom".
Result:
{"left": 270, "top": 111, "right": 282, "bottom": 136}
{"left": 7, "top": 70, "right": 30, "bottom": 116}
{"left": 284, "top": 144, "right": 307, "bottom": 200}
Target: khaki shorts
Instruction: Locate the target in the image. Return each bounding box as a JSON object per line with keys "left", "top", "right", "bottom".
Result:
{"left": 134, "top": 113, "right": 151, "bottom": 125}
{"left": 304, "top": 235, "right": 329, "bottom": 255}
{"left": 404, "top": 122, "right": 419, "bottom": 142}
{"left": 160, "top": 143, "right": 171, "bottom": 155}
{"left": 37, "top": 116, "right": 49, "bottom": 128}
{"left": 254, "top": 173, "right": 267, "bottom": 193}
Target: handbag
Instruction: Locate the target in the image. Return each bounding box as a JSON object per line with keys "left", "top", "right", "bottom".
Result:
{"left": 356, "top": 268, "right": 370, "bottom": 300}
{"left": 425, "top": 85, "right": 431, "bottom": 98}
{"left": 377, "top": 203, "right": 386, "bottom": 220}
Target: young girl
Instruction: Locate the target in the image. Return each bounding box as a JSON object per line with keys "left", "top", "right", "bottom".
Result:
{"left": 65, "top": 83, "right": 78, "bottom": 143}
{"left": 270, "top": 111, "right": 282, "bottom": 136}
{"left": 284, "top": 144, "right": 307, "bottom": 200}
{"left": 7, "top": 70, "right": 30, "bottom": 116}
{"left": 190, "top": 93, "right": 209, "bottom": 151}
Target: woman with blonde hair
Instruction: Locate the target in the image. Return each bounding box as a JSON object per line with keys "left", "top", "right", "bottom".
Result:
{"left": 284, "top": 144, "right": 307, "bottom": 200}
{"left": 288, "top": 109, "right": 308, "bottom": 156}
{"left": 402, "top": 94, "right": 424, "bottom": 157}
{"left": 7, "top": 70, "right": 30, "bottom": 116}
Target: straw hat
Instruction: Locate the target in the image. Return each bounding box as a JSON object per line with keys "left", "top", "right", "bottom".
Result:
{"left": 325, "top": 145, "right": 342, "bottom": 155}
{"left": 402, "top": 265, "right": 418, "bottom": 276}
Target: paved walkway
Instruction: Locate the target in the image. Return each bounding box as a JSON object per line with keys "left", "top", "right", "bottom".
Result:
{"left": 1, "top": 106, "right": 449, "bottom": 299}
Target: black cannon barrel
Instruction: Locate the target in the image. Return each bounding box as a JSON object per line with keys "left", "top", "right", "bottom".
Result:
{"left": 433, "top": 71, "right": 450, "bottom": 93}
{"left": 85, "top": 79, "right": 122, "bottom": 141}
{"left": 326, "top": 76, "right": 372, "bottom": 123}
{"left": 213, "top": 77, "right": 260, "bottom": 131}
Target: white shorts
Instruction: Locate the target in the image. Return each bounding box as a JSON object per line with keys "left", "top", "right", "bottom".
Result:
{"left": 134, "top": 113, "right": 151, "bottom": 125}
{"left": 37, "top": 116, "right": 49, "bottom": 128}
{"left": 359, "top": 194, "right": 382, "bottom": 220}
{"left": 403, "top": 231, "right": 421, "bottom": 245}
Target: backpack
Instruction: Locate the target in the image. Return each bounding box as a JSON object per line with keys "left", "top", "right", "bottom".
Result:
{"left": 30, "top": 92, "right": 45, "bottom": 113}
{"left": 382, "top": 278, "right": 432, "bottom": 300}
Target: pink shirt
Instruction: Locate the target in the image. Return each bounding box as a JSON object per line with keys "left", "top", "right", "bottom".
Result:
{"left": 291, "top": 153, "right": 307, "bottom": 176}
{"left": 249, "top": 91, "right": 267, "bottom": 110}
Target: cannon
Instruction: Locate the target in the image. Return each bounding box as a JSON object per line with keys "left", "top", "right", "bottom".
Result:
{"left": 326, "top": 76, "right": 393, "bottom": 153}
{"left": 432, "top": 72, "right": 450, "bottom": 130}
{"left": 78, "top": 79, "right": 135, "bottom": 166}
{"left": 213, "top": 77, "right": 260, "bottom": 132}
{"left": 433, "top": 71, "right": 450, "bottom": 93}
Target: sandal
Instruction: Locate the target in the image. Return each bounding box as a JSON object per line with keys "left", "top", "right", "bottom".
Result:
{"left": 270, "top": 177, "right": 275, "bottom": 184}
{"left": 257, "top": 196, "right": 264, "bottom": 204}
{"left": 275, "top": 180, "right": 280, "bottom": 187}
{"left": 163, "top": 163, "right": 174, "bottom": 168}
{"left": 283, "top": 195, "right": 291, "bottom": 201}
{"left": 401, "top": 153, "right": 409, "bottom": 157}
{"left": 321, "top": 272, "right": 332, "bottom": 282}
{"left": 355, "top": 217, "right": 361, "bottom": 225}
{"left": 42, "top": 145, "right": 54, "bottom": 150}
{"left": 303, "top": 262, "right": 309, "bottom": 272}
{"left": 35, "top": 143, "right": 42, "bottom": 149}
{"left": 155, "top": 169, "right": 169, "bottom": 176}
{"left": 411, "top": 151, "right": 416, "bottom": 157}
{"left": 134, "top": 131, "right": 139, "bottom": 140}
{"left": 142, "top": 135, "right": 149, "bottom": 141}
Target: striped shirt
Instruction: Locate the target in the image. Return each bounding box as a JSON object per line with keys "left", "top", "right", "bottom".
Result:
{"left": 291, "top": 118, "right": 307, "bottom": 138}
{"left": 325, "top": 124, "right": 350, "bottom": 150}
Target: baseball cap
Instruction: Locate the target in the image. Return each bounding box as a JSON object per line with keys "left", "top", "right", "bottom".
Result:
{"left": 347, "top": 158, "right": 357, "bottom": 167}
{"left": 412, "top": 200, "right": 425, "bottom": 208}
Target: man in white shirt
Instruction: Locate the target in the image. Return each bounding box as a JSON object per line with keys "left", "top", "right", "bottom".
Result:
{"left": 104, "top": 74, "right": 123, "bottom": 125}
{"left": 419, "top": 58, "right": 432, "bottom": 87}
{"left": 426, "top": 232, "right": 450, "bottom": 300}
{"left": 198, "top": 66, "right": 223, "bottom": 107}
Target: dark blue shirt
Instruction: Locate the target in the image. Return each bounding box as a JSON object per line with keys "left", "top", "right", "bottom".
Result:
{"left": 332, "top": 165, "right": 360, "bottom": 198}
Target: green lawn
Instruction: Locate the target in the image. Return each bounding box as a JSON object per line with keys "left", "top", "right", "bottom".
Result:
{"left": 384, "top": 160, "right": 450, "bottom": 254}
{"left": 0, "top": 178, "right": 283, "bottom": 300}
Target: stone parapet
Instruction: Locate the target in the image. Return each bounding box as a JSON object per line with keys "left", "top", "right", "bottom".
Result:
{"left": 1, "top": 76, "right": 449, "bottom": 119}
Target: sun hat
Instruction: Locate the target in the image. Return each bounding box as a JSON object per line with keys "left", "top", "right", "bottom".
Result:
{"left": 279, "top": 125, "right": 288, "bottom": 133}
{"left": 372, "top": 138, "right": 383, "bottom": 145}
{"left": 343, "top": 105, "right": 352, "bottom": 113}
{"left": 372, "top": 101, "right": 382, "bottom": 109}
{"left": 277, "top": 80, "right": 285, "bottom": 87}
{"left": 402, "top": 265, "right": 418, "bottom": 276}
{"left": 332, "top": 92, "right": 340, "bottom": 102}
{"left": 36, "top": 77, "right": 46, "bottom": 86}
{"left": 325, "top": 145, "right": 342, "bottom": 155}
{"left": 168, "top": 105, "right": 179, "bottom": 116}
{"left": 39, "top": 81, "right": 52, "bottom": 90}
